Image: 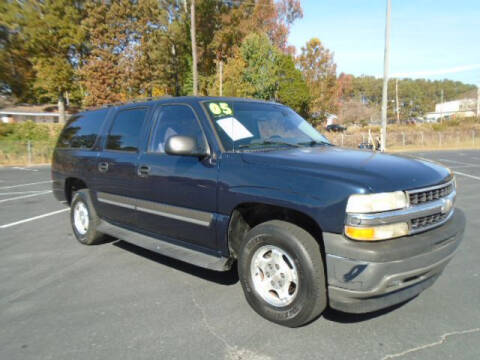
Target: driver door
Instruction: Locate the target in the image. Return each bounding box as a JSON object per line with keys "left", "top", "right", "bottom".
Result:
{"left": 134, "top": 104, "right": 218, "bottom": 251}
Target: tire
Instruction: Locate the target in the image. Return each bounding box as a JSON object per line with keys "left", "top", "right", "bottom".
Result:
{"left": 238, "top": 220, "right": 327, "bottom": 327}
{"left": 70, "top": 189, "right": 107, "bottom": 245}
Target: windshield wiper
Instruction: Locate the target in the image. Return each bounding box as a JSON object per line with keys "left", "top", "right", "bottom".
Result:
{"left": 296, "top": 140, "right": 332, "bottom": 147}
{"left": 238, "top": 140, "right": 301, "bottom": 150}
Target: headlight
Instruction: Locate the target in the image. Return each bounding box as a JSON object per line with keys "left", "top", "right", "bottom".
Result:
{"left": 346, "top": 191, "right": 408, "bottom": 213}
{"left": 345, "top": 222, "right": 409, "bottom": 241}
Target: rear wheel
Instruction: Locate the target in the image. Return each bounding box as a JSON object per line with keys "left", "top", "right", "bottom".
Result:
{"left": 238, "top": 220, "right": 327, "bottom": 327}
{"left": 70, "top": 189, "right": 108, "bottom": 245}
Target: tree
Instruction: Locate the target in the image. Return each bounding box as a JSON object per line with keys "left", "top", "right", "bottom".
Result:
{"left": 222, "top": 48, "right": 254, "bottom": 97}
{"left": 19, "top": 0, "right": 85, "bottom": 122}
{"left": 342, "top": 76, "right": 477, "bottom": 120}
{"left": 275, "top": 54, "right": 310, "bottom": 117}
{"left": 0, "top": 23, "right": 35, "bottom": 101}
{"left": 223, "top": 33, "right": 279, "bottom": 100}
{"left": 1, "top": 0, "right": 308, "bottom": 106}
{"left": 240, "top": 33, "right": 280, "bottom": 99}
{"left": 297, "top": 38, "right": 337, "bottom": 125}
{"left": 211, "top": 0, "right": 302, "bottom": 64}
{"left": 80, "top": 1, "right": 129, "bottom": 106}
{"left": 223, "top": 32, "right": 310, "bottom": 115}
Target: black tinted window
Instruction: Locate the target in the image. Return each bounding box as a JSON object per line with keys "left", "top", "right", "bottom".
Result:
{"left": 57, "top": 109, "right": 108, "bottom": 149}
{"left": 106, "top": 108, "right": 148, "bottom": 152}
{"left": 149, "top": 105, "right": 206, "bottom": 153}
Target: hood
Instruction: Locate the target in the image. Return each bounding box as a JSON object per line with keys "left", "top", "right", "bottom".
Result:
{"left": 240, "top": 146, "right": 451, "bottom": 193}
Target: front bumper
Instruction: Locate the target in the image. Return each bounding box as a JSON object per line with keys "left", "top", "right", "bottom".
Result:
{"left": 324, "top": 208, "right": 465, "bottom": 313}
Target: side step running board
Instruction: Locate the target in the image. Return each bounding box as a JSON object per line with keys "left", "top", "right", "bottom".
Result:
{"left": 98, "top": 220, "right": 232, "bottom": 272}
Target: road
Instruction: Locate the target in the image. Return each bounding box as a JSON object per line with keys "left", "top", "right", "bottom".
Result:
{"left": 1, "top": 150, "right": 479, "bottom": 360}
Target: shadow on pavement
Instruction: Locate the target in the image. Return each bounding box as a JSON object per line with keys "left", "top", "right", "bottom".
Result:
{"left": 323, "top": 298, "right": 415, "bottom": 323}
{"left": 113, "top": 240, "right": 239, "bottom": 285}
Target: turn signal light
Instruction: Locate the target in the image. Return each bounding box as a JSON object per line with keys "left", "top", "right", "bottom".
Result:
{"left": 345, "top": 222, "right": 409, "bottom": 241}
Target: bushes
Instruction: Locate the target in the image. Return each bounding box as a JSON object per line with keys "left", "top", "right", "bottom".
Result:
{"left": 0, "top": 122, "right": 62, "bottom": 165}
{"left": 0, "top": 121, "right": 62, "bottom": 142}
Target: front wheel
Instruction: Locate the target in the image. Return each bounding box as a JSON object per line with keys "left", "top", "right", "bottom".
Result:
{"left": 238, "top": 220, "right": 327, "bottom": 327}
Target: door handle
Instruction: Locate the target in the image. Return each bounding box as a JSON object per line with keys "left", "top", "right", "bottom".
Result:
{"left": 137, "top": 165, "right": 151, "bottom": 177}
{"left": 98, "top": 162, "right": 109, "bottom": 173}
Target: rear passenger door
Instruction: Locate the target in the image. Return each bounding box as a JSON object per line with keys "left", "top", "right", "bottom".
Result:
{"left": 134, "top": 104, "right": 218, "bottom": 251}
{"left": 92, "top": 107, "right": 149, "bottom": 227}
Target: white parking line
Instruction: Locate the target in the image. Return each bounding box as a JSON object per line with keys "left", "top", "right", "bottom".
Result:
{"left": 0, "top": 190, "right": 48, "bottom": 196}
{"left": 446, "top": 165, "right": 478, "bottom": 169}
{"left": 453, "top": 171, "right": 480, "bottom": 181}
{"left": 12, "top": 167, "right": 39, "bottom": 172}
{"left": 439, "top": 158, "right": 480, "bottom": 167}
{"left": 0, "top": 180, "right": 52, "bottom": 190}
{"left": 0, "top": 208, "right": 69, "bottom": 229}
{"left": 0, "top": 190, "right": 52, "bottom": 204}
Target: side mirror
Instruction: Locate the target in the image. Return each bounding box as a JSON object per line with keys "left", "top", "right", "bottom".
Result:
{"left": 165, "top": 135, "right": 208, "bottom": 157}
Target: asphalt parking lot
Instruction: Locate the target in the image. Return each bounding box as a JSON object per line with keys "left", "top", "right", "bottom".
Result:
{"left": 1, "top": 150, "right": 479, "bottom": 360}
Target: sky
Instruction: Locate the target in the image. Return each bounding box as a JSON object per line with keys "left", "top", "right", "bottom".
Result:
{"left": 289, "top": 0, "right": 480, "bottom": 85}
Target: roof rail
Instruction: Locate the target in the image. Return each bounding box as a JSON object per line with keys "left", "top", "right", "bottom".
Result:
{"left": 81, "top": 95, "right": 174, "bottom": 111}
{"left": 131, "top": 95, "right": 173, "bottom": 103}
{"left": 101, "top": 95, "right": 174, "bottom": 108}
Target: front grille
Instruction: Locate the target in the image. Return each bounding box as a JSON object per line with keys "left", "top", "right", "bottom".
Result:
{"left": 409, "top": 182, "right": 454, "bottom": 206}
{"left": 410, "top": 212, "right": 448, "bottom": 230}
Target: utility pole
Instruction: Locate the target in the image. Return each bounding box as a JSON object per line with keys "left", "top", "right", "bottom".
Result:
{"left": 395, "top": 78, "right": 400, "bottom": 124}
{"left": 190, "top": 0, "right": 198, "bottom": 96}
{"left": 218, "top": 60, "right": 223, "bottom": 96}
{"left": 380, "top": 0, "right": 391, "bottom": 151}
{"left": 172, "top": 44, "right": 179, "bottom": 96}
{"left": 440, "top": 89, "right": 444, "bottom": 123}
{"left": 476, "top": 86, "right": 480, "bottom": 118}
{"left": 58, "top": 93, "right": 66, "bottom": 124}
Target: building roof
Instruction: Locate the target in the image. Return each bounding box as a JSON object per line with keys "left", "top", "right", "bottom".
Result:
{"left": 0, "top": 104, "right": 60, "bottom": 113}
{"left": 0, "top": 104, "right": 75, "bottom": 118}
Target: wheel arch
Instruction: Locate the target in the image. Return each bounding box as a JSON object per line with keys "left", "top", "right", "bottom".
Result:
{"left": 64, "top": 177, "right": 88, "bottom": 205}
{"left": 227, "top": 202, "right": 325, "bottom": 260}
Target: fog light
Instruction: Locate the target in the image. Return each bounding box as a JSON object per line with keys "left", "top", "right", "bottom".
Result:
{"left": 345, "top": 222, "right": 409, "bottom": 241}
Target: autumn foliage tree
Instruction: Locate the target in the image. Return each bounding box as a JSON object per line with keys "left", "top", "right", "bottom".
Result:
{"left": 1, "top": 0, "right": 85, "bottom": 122}
{"left": 222, "top": 33, "right": 309, "bottom": 116}
{"left": 296, "top": 38, "right": 338, "bottom": 125}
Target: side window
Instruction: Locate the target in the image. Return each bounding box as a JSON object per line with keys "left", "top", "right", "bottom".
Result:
{"left": 106, "top": 108, "right": 148, "bottom": 152}
{"left": 149, "top": 105, "right": 206, "bottom": 153}
{"left": 57, "top": 108, "right": 108, "bottom": 149}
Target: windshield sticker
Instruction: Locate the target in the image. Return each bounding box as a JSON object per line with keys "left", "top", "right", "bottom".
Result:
{"left": 216, "top": 117, "right": 253, "bottom": 141}
{"left": 208, "top": 102, "right": 233, "bottom": 116}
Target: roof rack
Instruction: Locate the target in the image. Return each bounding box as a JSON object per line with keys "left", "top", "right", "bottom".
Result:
{"left": 101, "top": 95, "right": 174, "bottom": 108}
{"left": 82, "top": 95, "right": 174, "bottom": 111}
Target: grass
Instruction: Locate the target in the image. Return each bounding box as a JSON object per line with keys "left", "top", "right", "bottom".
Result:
{"left": 0, "top": 141, "right": 55, "bottom": 165}
{"left": 1, "top": 119, "right": 479, "bottom": 165}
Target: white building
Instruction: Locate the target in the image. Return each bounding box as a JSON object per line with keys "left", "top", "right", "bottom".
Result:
{"left": 435, "top": 99, "right": 475, "bottom": 113}
{"left": 425, "top": 98, "right": 476, "bottom": 122}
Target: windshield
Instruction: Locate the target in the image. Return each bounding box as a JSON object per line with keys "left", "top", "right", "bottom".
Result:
{"left": 204, "top": 101, "right": 331, "bottom": 151}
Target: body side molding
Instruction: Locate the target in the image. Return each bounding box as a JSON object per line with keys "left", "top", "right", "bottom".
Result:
{"left": 97, "top": 191, "right": 213, "bottom": 227}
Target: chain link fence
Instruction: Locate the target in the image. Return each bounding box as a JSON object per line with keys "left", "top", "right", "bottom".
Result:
{"left": 327, "top": 129, "right": 479, "bottom": 151}
{"left": 0, "top": 130, "right": 479, "bottom": 165}
{"left": 0, "top": 141, "right": 55, "bottom": 165}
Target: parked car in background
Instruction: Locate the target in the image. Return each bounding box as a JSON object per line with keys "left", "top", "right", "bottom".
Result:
{"left": 52, "top": 96, "right": 465, "bottom": 327}
{"left": 326, "top": 124, "right": 346, "bottom": 132}
{"left": 358, "top": 142, "right": 374, "bottom": 150}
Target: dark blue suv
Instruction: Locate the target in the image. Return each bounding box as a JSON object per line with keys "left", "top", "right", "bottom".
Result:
{"left": 52, "top": 97, "right": 465, "bottom": 327}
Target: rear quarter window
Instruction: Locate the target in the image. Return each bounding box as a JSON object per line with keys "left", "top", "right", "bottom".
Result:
{"left": 106, "top": 108, "right": 148, "bottom": 152}
{"left": 57, "top": 109, "right": 109, "bottom": 149}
